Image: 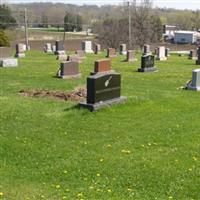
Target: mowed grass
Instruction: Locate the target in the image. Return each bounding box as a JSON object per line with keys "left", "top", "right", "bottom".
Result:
{"left": 0, "top": 50, "right": 200, "bottom": 200}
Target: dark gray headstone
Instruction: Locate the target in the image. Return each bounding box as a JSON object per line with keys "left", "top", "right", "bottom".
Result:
{"left": 138, "top": 54, "right": 157, "bottom": 72}
{"left": 55, "top": 40, "right": 65, "bottom": 54}
{"left": 196, "top": 47, "right": 200, "bottom": 65}
{"left": 79, "top": 72, "right": 127, "bottom": 111}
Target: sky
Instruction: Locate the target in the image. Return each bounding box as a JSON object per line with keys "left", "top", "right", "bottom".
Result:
{"left": 4, "top": 0, "right": 200, "bottom": 10}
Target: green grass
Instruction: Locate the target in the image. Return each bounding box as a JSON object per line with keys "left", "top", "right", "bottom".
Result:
{"left": 0, "top": 51, "right": 200, "bottom": 200}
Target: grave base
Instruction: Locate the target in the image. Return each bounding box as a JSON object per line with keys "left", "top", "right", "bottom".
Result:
{"left": 79, "top": 96, "right": 127, "bottom": 111}
{"left": 157, "top": 57, "right": 167, "bottom": 61}
{"left": 0, "top": 58, "right": 18, "bottom": 67}
{"left": 60, "top": 73, "right": 81, "bottom": 79}
{"left": 57, "top": 55, "right": 68, "bottom": 61}
{"left": 138, "top": 67, "right": 157, "bottom": 72}
{"left": 186, "top": 84, "right": 200, "bottom": 91}
{"left": 85, "top": 50, "right": 94, "bottom": 53}
{"left": 188, "top": 57, "right": 197, "bottom": 60}
{"left": 120, "top": 51, "right": 127, "bottom": 55}
{"left": 15, "top": 53, "right": 25, "bottom": 58}
{"left": 90, "top": 70, "right": 115, "bottom": 76}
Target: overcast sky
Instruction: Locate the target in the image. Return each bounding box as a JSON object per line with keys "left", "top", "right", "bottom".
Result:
{"left": 5, "top": 0, "right": 200, "bottom": 10}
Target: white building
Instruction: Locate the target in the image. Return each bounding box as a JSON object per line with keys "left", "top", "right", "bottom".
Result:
{"left": 174, "top": 31, "right": 200, "bottom": 44}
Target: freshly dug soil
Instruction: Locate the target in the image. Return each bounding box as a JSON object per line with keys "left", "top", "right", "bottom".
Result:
{"left": 19, "top": 86, "right": 86, "bottom": 102}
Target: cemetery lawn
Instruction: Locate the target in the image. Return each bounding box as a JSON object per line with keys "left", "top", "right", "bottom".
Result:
{"left": 0, "top": 50, "right": 200, "bottom": 200}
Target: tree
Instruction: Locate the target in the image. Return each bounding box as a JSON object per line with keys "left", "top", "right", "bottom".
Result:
{"left": 0, "top": 5, "right": 17, "bottom": 30}
{"left": 76, "top": 14, "right": 83, "bottom": 31}
{"left": 64, "top": 12, "right": 76, "bottom": 32}
{"left": 0, "top": 30, "right": 10, "bottom": 47}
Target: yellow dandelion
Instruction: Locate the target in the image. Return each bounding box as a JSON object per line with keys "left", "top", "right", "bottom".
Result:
{"left": 121, "top": 149, "right": 131, "bottom": 154}
{"left": 148, "top": 143, "right": 151, "bottom": 146}
{"left": 141, "top": 144, "right": 145, "bottom": 147}
{"left": 89, "top": 186, "right": 94, "bottom": 189}
{"left": 168, "top": 197, "right": 173, "bottom": 199}
{"left": 62, "top": 196, "right": 67, "bottom": 200}
{"left": 107, "top": 189, "right": 112, "bottom": 193}
{"left": 63, "top": 170, "right": 68, "bottom": 174}
{"left": 65, "top": 189, "right": 70, "bottom": 192}
{"left": 107, "top": 144, "right": 112, "bottom": 148}
{"left": 96, "top": 189, "right": 101, "bottom": 192}
{"left": 127, "top": 188, "right": 132, "bottom": 192}
{"left": 96, "top": 173, "right": 101, "bottom": 177}
{"left": 77, "top": 193, "right": 83, "bottom": 197}
{"left": 188, "top": 168, "right": 192, "bottom": 172}
{"left": 55, "top": 184, "right": 60, "bottom": 189}
{"left": 0, "top": 192, "right": 3, "bottom": 197}
{"left": 100, "top": 159, "right": 104, "bottom": 162}
{"left": 193, "top": 156, "right": 197, "bottom": 161}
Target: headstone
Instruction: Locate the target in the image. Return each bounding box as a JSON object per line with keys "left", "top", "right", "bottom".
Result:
{"left": 75, "top": 50, "right": 86, "bottom": 59}
{"left": 82, "top": 41, "right": 94, "bottom": 53}
{"left": 94, "top": 44, "right": 101, "bottom": 54}
{"left": 15, "top": 43, "right": 25, "bottom": 58}
{"left": 138, "top": 54, "right": 157, "bottom": 72}
{"left": 106, "top": 48, "right": 117, "bottom": 58}
{"left": 91, "top": 59, "right": 113, "bottom": 75}
{"left": 55, "top": 40, "right": 65, "bottom": 55}
{"left": 52, "top": 45, "right": 56, "bottom": 53}
{"left": 165, "top": 48, "right": 170, "bottom": 57}
{"left": 120, "top": 44, "right": 127, "bottom": 55}
{"left": 154, "top": 47, "right": 158, "bottom": 55}
{"left": 143, "top": 44, "right": 151, "bottom": 55}
{"left": 79, "top": 72, "right": 127, "bottom": 111}
{"left": 186, "top": 69, "right": 200, "bottom": 91}
{"left": 196, "top": 47, "right": 200, "bottom": 65}
{"left": 57, "top": 61, "right": 81, "bottom": 79}
{"left": 44, "top": 43, "right": 52, "bottom": 53}
{"left": 125, "top": 50, "right": 137, "bottom": 62}
{"left": 57, "top": 54, "right": 68, "bottom": 61}
{"left": 0, "top": 58, "right": 18, "bottom": 67}
{"left": 67, "top": 54, "right": 82, "bottom": 63}
{"left": 188, "top": 50, "right": 197, "bottom": 60}
{"left": 156, "top": 46, "right": 167, "bottom": 61}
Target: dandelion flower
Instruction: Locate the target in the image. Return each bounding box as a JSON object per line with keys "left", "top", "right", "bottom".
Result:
{"left": 55, "top": 184, "right": 60, "bottom": 189}
{"left": 107, "top": 189, "right": 112, "bottom": 193}
{"left": 193, "top": 156, "right": 197, "bottom": 161}
{"left": 96, "top": 173, "right": 101, "bottom": 177}
{"left": 100, "top": 159, "right": 104, "bottom": 162}
{"left": 121, "top": 149, "right": 131, "bottom": 154}
{"left": 0, "top": 192, "right": 3, "bottom": 197}
{"left": 62, "top": 196, "right": 67, "bottom": 199}
{"left": 107, "top": 144, "right": 112, "bottom": 148}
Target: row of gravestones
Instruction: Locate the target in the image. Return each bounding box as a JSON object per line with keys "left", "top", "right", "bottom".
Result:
{"left": 51, "top": 41, "right": 200, "bottom": 111}
{"left": 0, "top": 43, "right": 27, "bottom": 67}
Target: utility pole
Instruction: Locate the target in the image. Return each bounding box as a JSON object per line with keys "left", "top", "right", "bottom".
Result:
{"left": 24, "top": 8, "right": 29, "bottom": 50}
{"left": 128, "top": 1, "right": 132, "bottom": 48}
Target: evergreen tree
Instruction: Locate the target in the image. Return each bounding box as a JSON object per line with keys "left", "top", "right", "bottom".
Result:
{"left": 0, "top": 5, "right": 16, "bottom": 30}
{"left": 0, "top": 30, "right": 10, "bottom": 47}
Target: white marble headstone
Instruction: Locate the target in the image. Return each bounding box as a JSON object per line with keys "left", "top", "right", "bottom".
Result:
{"left": 82, "top": 41, "right": 93, "bottom": 53}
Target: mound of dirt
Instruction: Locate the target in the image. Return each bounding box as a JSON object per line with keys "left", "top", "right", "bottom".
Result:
{"left": 19, "top": 86, "right": 86, "bottom": 102}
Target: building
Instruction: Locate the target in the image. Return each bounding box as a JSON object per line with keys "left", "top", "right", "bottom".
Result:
{"left": 174, "top": 31, "right": 200, "bottom": 44}
{"left": 163, "top": 25, "right": 180, "bottom": 42}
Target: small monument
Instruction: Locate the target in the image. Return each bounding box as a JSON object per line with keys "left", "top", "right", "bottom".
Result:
{"left": 196, "top": 47, "right": 200, "bottom": 65}
{"left": 57, "top": 61, "right": 81, "bottom": 79}
{"left": 120, "top": 44, "right": 127, "bottom": 55}
{"left": 143, "top": 44, "right": 151, "bottom": 55}
{"left": 44, "top": 43, "right": 52, "bottom": 53}
{"left": 0, "top": 47, "right": 18, "bottom": 67}
{"left": 125, "top": 50, "right": 137, "bottom": 62}
{"left": 52, "top": 45, "right": 56, "bottom": 53}
{"left": 106, "top": 48, "right": 117, "bottom": 58}
{"left": 138, "top": 54, "right": 157, "bottom": 72}
{"left": 165, "top": 48, "right": 170, "bottom": 57}
{"left": 91, "top": 59, "right": 113, "bottom": 75}
{"left": 82, "top": 41, "right": 94, "bottom": 53}
{"left": 57, "top": 54, "right": 68, "bottom": 61}
{"left": 55, "top": 40, "right": 65, "bottom": 55}
{"left": 188, "top": 50, "right": 197, "bottom": 60}
{"left": 156, "top": 46, "right": 167, "bottom": 61}
{"left": 15, "top": 43, "right": 25, "bottom": 58}
{"left": 186, "top": 69, "right": 200, "bottom": 91}
{"left": 94, "top": 44, "right": 101, "bottom": 54}
{"left": 79, "top": 72, "right": 127, "bottom": 111}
